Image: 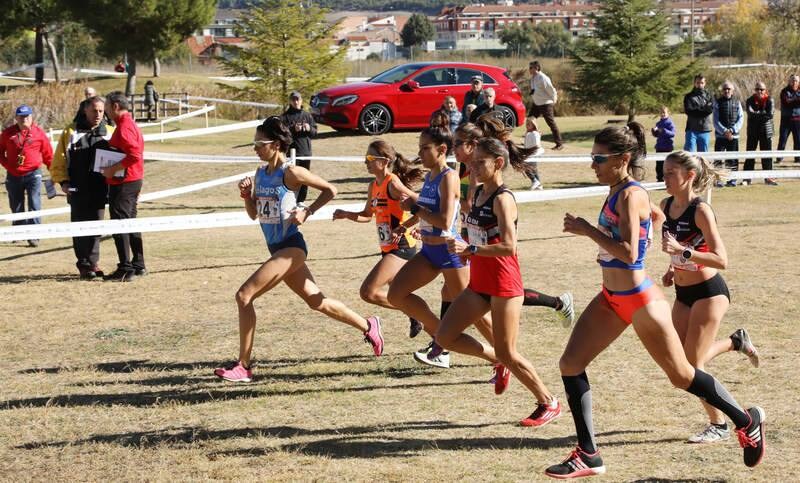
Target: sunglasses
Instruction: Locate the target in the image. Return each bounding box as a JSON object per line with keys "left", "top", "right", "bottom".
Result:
{"left": 364, "top": 154, "right": 389, "bottom": 163}
{"left": 590, "top": 153, "right": 626, "bottom": 164}
{"left": 755, "top": 88, "right": 765, "bottom": 91}
{"left": 253, "top": 140, "right": 275, "bottom": 147}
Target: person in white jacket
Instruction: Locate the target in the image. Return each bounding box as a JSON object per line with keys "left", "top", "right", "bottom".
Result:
{"left": 529, "top": 61, "right": 563, "bottom": 150}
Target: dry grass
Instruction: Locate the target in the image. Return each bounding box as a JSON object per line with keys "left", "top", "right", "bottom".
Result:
{"left": 0, "top": 117, "right": 798, "bottom": 482}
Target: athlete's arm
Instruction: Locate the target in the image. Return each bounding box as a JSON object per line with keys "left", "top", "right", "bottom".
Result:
{"left": 239, "top": 176, "right": 257, "bottom": 220}
{"left": 658, "top": 197, "right": 674, "bottom": 286}
{"left": 388, "top": 177, "right": 419, "bottom": 204}
{"left": 413, "top": 169, "right": 459, "bottom": 231}
{"left": 650, "top": 200, "right": 665, "bottom": 236}
{"left": 333, "top": 195, "right": 373, "bottom": 222}
{"left": 285, "top": 165, "right": 336, "bottom": 224}
{"left": 689, "top": 203, "right": 728, "bottom": 269}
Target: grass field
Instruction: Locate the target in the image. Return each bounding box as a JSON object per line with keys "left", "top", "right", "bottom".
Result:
{"left": 1, "top": 115, "right": 798, "bottom": 481}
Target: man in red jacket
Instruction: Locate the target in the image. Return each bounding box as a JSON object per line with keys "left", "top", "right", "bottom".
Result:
{"left": 100, "top": 91, "right": 146, "bottom": 281}
{"left": 0, "top": 104, "right": 53, "bottom": 247}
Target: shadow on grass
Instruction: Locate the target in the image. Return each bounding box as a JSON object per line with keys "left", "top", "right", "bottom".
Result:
{"left": 0, "top": 235, "right": 113, "bottom": 265}
{"left": 629, "top": 480, "right": 726, "bottom": 483}
{"left": 1, "top": 379, "right": 484, "bottom": 410}
{"left": 543, "top": 128, "right": 599, "bottom": 145}
{"left": 328, "top": 177, "right": 373, "bottom": 184}
{"left": 517, "top": 234, "right": 574, "bottom": 244}
{"left": 0, "top": 273, "right": 80, "bottom": 283}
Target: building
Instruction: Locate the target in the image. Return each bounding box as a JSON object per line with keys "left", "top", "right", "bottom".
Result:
{"left": 331, "top": 14, "right": 408, "bottom": 61}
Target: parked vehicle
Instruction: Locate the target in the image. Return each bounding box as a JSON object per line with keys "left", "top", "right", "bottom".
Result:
{"left": 310, "top": 62, "right": 526, "bottom": 135}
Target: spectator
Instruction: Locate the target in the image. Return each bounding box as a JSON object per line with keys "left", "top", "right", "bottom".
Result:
{"left": 0, "top": 105, "right": 53, "bottom": 247}
{"left": 84, "top": 87, "right": 96, "bottom": 98}
{"left": 652, "top": 106, "right": 676, "bottom": 182}
{"left": 280, "top": 91, "right": 317, "bottom": 203}
{"left": 51, "top": 96, "right": 115, "bottom": 279}
{"left": 469, "top": 88, "right": 503, "bottom": 123}
{"left": 712, "top": 81, "right": 744, "bottom": 187}
{"left": 777, "top": 74, "right": 800, "bottom": 163}
{"left": 143, "top": 80, "right": 159, "bottom": 122}
{"left": 462, "top": 76, "right": 485, "bottom": 121}
{"left": 464, "top": 104, "right": 477, "bottom": 121}
{"left": 683, "top": 74, "right": 714, "bottom": 152}
{"left": 430, "top": 96, "right": 462, "bottom": 132}
{"left": 744, "top": 82, "right": 778, "bottom": 186}
{"left": 101, "top": 91, "right": 146, "bottom": 281}
{"left": 74, "top": 86, "right": 113, "bottom": 127}
{"left": 528, "top": 60, "right": 563, "bottom": 150}
{"left": 523, "top": 117, "right": 544, "bottom": 190}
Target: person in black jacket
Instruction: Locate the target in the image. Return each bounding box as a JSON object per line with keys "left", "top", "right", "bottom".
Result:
{"left": 280, "top": 91, "right": 317, "bottom": 203}
{"left": 683, "top": 74, "right": 714, "bottom": 152}
{"left": 744, "top": 82, "right": 778, "bottom": 186}
{"left": 469, "top": 88, "right": 504, "bottom": 124}
{"left": 777, "top": 74, "right": 800, "bottom": 163}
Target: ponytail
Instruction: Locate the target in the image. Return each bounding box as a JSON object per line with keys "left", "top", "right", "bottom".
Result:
{"left": 665, "top": 150, "right": 725, "bottom": 194}
{"left": 367, "top": 139, "right": 424, "bottom": 188}
{"left": 474, "top": 114, "right": 536, "bottom": 174}
{"left": 594, "top": 121, "right": 648, "bottom": 181}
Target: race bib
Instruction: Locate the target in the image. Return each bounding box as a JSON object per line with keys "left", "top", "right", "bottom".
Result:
{"left": 256, "top": 196, "right": 280, "bottom": 224}
{"left": 467, "top": 224, "right": 488, "bottom": 246}
{"left": 671, "top": 253, "right": 699, "bottom": 271}
{"left": 377, "top": 222, "right": 393, "bottom": 247}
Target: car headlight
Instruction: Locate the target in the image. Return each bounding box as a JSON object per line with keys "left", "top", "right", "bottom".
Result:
{"left": 331, "top": 94, "right": 358, "bottom": 107}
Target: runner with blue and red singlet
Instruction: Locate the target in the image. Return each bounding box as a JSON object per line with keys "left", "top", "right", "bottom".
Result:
{"left": 332, "top": 139, "right": 426, "bottom": 339}
{"left": 438, "top": 137, "right": 563, "bottom": 426}
{"left": 545, "top": 123, "right": 766, "bottom": 479}
{"left": 660, "top": 150, "right": 760, "bottom": 444}
{"left": 213, "top": 117, "right": 384, "bottom": 383}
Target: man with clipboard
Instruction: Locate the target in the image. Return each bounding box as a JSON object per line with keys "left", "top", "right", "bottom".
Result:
{"left": 99, "top": 91, "right": 147, "bottom": 282}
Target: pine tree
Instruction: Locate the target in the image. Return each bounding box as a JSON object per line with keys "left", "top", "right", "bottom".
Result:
{"left": 570, "top": 0, "right": 700, "bottom": 121}
{"left": 220, "top": 0, "right": 347, "bottom": 106}
{"left": 400, "top": 13, "right": 435, "bottom": 48}
{"left": 0, "top": 0, "right": 67, "bottom": 83}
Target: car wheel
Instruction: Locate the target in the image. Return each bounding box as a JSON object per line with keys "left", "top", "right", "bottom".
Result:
{"left": 358, "top": 104, "right": 392, "bottom": 135}
{"left": 497, "top": 105, "right": 516, "bottom": 128}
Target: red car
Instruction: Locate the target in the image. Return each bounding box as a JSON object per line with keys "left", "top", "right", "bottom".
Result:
{"left": 310, "top": 62, "right": 526, "bottom": 135}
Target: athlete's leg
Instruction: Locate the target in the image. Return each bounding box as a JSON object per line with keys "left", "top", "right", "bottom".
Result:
{"left": 671, "top": 299, "right": 692, "bottom": 343}
{"left": 435, "top": 288, "right": 495, "bottom": 362}
{"left": 359, "top": 253, "right": 406, "bottom": 309}
{"left": 522, "top": 287, "right": 560, "bottom": 309}
{"left": 283, "top": 263, "right": 369, "bottom": 332}
{"left": 683, "top": 295, "right": 730, "bottom": 425}
{"left": 491, "top": 295, "right": 553, "bottom": 403}
{"left": 441, "top": 266, "right": 495, "bottom": 345}
{"left": 387, "top": 254, "right": 442, "bottom": 336}
{"left": 235, "top": 247, "right": 307, "bottom": 366}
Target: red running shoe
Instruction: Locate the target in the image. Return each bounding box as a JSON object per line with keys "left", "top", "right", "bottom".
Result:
{"left": 494, "top": 364, "right": 511, "bottom": 395}
{"left": 545, "top": 446, "right": 606, "bottom": 479}
{"left": 520, "top": 398, "right": 562, "bottom": 427}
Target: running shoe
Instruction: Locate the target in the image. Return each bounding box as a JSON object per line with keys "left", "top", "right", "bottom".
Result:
{"left": 363, "top": 316, "right": 384, "bottom": 356}
{"left": 213, "top": 361, "right": 253, "bottom": 382}
{"left": 530, "top": 178, "right": 543, "bottom": 190}
{"left": 730, "top": 328, "right": 760, "bottom": 368}
{"left": 557, "top": 292, "right": 575, "bottom": 328}
{"left": 544, "top": 446, "right": 606, "bottom": 479}
{"left": 413, "top": 341, "right": 450, "bottom": 368}
{"left": 409, "top": 318, "right": 423, "bottom": 338}
{"left": 736, "top": 406, "right": 766, "bottom": 467}
{"left": 726, "top": 179, "right": 738, "bottom": 187}
{"left": 520, "top": 398, "right": 562, "bottom": 427}
{"left": 687, "top": 423, "right": 730, "bottom": 443}
{"left": 765, "top": 178, "right": 779, "bottom": 186}
{"left": 494, "top": 363, "right": 511, "bottom": 395}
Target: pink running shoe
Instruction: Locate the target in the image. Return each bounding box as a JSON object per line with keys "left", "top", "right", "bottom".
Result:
{"left": 213, "top": 361, "right": 253, "bottom": 382}
{"left": 364, "top": 316, "right": 384, "bottom": 356}
{"left": 494, "top": 364, "right": 511, "bottom": 395}
{"left": 520, "top": 398, "right": 562, "bottom": 427}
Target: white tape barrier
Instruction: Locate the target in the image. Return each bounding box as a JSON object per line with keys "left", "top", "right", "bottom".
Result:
{"left": 142, "top": 119, "right": 262, "bottom": 142}
{"left": 158, "top": 105, "right": 215, "bottom": 126}
{"left": 0, "top": 63, "right": 46, "bottom": 76}
{"left": 2, "top": 171, "right": 798, "bottom": 242}
{"left": 0, "top": 171, "right": 253, "bottom": 223}
{"left": 73, "top": 68, "right": 127, "bottom": 78}
{"left": 186, "top": 96, "right": 279, "bottom": 109}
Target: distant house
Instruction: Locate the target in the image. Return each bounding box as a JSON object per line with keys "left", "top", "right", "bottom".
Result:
{"left": 330, "top": 14, "right": 408, "bottom": 61}
{"left": 187, "top": 9, "right": 247, "bottom": 64}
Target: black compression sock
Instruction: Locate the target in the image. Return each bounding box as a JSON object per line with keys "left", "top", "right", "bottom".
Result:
{"left": 686, "top": 369, "right": 750, "bottom": 428}
{"left": 522, "top": 288, "right": 560, "bottom": 309}
{"left": 563, "top": 372, "right": 597, "bottom": 454}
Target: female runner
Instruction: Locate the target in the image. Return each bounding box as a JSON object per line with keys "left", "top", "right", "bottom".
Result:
{"left": 332, "top": 139, "right": 425, "bottom": 338}
{"left": 440, "top": 137, "right": 563, "bottom": 427}
{"left": 660, "top": 150, "right": 760, "bottom": 444}
{"left": 214, "top": 117, "right": 384, "bottom": 382}
{"left": 545, "top": 123, "right": 766, "bottom": 479}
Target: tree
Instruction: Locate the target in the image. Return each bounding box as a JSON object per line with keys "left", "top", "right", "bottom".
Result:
{"left": 703, "top": 0, "right": 769, "bottom": 61}
{"left": 533, "top": 22, "right": 571, "bottom": 58}
{"left": 72, "top": 0, "right": 216, "bottom": 95}
{"left": 499, "top": 23, "right": 539, "bottom": 57}
{"left": 0, "top": 0, "right": 67, "bottom": 83}
{"left": 220, "top": 1, "right": 347, "bottom": 107}
{"left": 570, "top": 0, "right": 699, "bottom": 122}
{"left": 401, "top": 13, "right": 435, "bottom": 48}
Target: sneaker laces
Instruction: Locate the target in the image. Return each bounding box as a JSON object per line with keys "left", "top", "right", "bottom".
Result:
{"left": 736, "top": 427, "right": 757, "bottom": 448}
{"left": 562, "top": 447, "right": 582, "bottom": 465}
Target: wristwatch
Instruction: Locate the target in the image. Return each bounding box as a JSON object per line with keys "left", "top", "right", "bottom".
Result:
{"left": 468, "top": 244, "right": 478, "bottom": 255}
{"left": 682, "top": 248, "right": 693, "bottom": 260}
{"left": 410, "top": 204, "right": 420, "bottom": 215}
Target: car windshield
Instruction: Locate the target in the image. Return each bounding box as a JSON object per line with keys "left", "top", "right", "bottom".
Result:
{"left": 368, "top": 63, "right": 429, "bottom": 84}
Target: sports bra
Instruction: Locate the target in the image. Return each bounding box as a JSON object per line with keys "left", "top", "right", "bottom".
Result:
{"left": 597, "top": 180, "right": 652, "bottom": 270}
{"left": 663, "top": 196, "right": 710, "bottom": 271}
{"left": 253, "top": 163, "right": 299, "bottom": 246}
{"left": 417, "top": 167, "right": 459, "bottom": 237}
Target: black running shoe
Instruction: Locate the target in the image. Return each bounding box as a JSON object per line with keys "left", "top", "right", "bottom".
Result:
{"left": 736, "top": 406, "right": 766, "bottom": 467}
{"left": 408, "top": 318, "right": 423, "bottom": 338}
{"left": 103, "top": 268, "right": 138, "bottom": 282}
{"left": 545, "top": 447, "right": 605, "bottom": 479}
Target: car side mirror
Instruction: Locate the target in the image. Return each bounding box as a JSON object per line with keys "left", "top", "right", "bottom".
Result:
{"left": 406, "top": 80, "right": 420, "bottom": 90}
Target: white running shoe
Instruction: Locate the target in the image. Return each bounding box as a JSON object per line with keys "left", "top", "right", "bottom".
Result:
{"left": 688, "top": 423, "right": 730, "bottom": 443}
{"left": 731, "top": 328, "right": 760, "bottom": 368}
{"left": 413, "top": 342, "right": 450, "bottom": 368}
{"left": 530, "top": 178, "right": 543, "bottom": 190}
{"left": 557, "top": 292, "right": 575, "bottom": 328}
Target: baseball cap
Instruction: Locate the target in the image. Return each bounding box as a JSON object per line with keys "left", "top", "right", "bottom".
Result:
{"left": 471, "top": 75, "right": 483, "bottom": 83}
{"left": 289, "top": 91, "right": 302, "bottom": 99}
{"left": 15, "top": 105, "right": 33, "bottom": 116}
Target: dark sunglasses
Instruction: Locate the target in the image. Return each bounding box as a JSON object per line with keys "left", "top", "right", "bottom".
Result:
{"left": 590, "top": 153, "right": 625, "bottom": 164}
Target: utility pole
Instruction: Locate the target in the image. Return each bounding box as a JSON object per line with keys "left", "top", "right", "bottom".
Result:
{"left": 690, "top": 0, "right": 695, "bottom": 59}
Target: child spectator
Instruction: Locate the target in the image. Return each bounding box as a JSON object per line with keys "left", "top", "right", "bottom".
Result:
{"left": 430, "top": 96, "right": 462, "bottom": 132}
{"left": 523, "top": 117, "right": 544, "bottom": 190}
{"left": 652, "top": 106, "right": 676, "bottom": 181}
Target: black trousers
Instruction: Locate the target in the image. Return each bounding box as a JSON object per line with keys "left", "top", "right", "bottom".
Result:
{"left": 295, "top": 158, "right": 310, "bottom": 203}
{"left": 69, "top": 194, "right": 105, "bottom": 270}
{"left": 777, "top": 116, "right": 800, "bottom": 162}
{"left": 744, "top": 131, "right": 773, "bottom": 171}
{"left": 530, "top": 103, "right": 562, "bottom": 146}
{"left": 714, "top": 137, "right": 739, "bottom": 171}
{"left": 108, "top": 180, "right": 145, "bottom": 271}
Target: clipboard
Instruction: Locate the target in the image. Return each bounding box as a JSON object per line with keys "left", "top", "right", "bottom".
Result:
{"left": 94, "top": 148, "right": 127, "bottom": 178}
